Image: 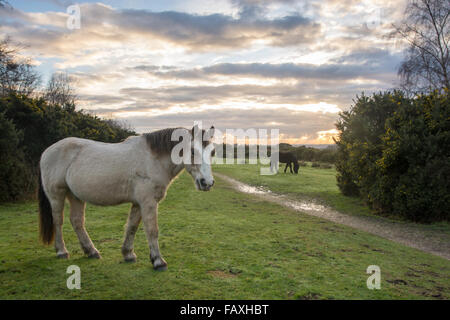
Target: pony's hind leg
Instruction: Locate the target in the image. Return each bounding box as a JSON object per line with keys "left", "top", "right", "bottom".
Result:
{"left": 48, "top": 192, "right": 69, "bottom": 259}
{"left": 67, "top": 193, "right": 101, "bottom": 259}
{"left": 122, "top": 204, "right": 141, "bottom": 262}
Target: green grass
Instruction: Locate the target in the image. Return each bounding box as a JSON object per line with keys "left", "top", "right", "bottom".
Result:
{"left": 0, "top": 172, "right": 449, "bottom": 299}
{"left": 214, "top": 161, "right": 373, "bottom": 216}
{"left": 213, "top": 161, "right": 450, "bottom": 233}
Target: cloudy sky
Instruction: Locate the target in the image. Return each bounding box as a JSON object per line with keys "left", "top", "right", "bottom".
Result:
{"left": 1, "top": 0, "right": 407, "bottom": 144}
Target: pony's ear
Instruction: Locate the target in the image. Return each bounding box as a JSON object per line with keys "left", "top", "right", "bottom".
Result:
{"left": 204, "top": 125, "right": 215, "bottom": 141}
{"left": 208, "top": 126, "right": 215, "bottom": 140}
{"left": 191, "top": 124, "right": 200, "bottom": 137}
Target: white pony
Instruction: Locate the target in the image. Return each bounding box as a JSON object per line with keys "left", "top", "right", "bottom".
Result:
{"left": 38, "top": 125, "right": 215, "bottom": 271}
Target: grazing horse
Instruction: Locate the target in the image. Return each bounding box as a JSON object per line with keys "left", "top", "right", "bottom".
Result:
{"left": 270, "top": 151, "right": 299, "bottom": 174}
{"left": 38, "top": 125, "right": 215, "bottom": 271}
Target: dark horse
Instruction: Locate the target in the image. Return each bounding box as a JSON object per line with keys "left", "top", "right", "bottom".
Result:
{"left": 270, "top": 151, "right": 299, "bottom": 174}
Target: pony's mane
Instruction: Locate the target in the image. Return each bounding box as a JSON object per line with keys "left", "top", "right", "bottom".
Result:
{"left": 145, "top": 127, "right": 185, "bottom": 154}
{"left": 145, "top": 127, "right": 213, "bottom": 154}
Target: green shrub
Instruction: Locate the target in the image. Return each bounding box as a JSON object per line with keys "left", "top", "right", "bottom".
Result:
{"left": 311, "top": 162, "right": 321, "bottom": 168}
{"left": 0, "top": 112, "right": 31, "bottom": 201}
{"left": 373, "top": 91, "right": 450, "bottom": 221}
{"left": 335, "top": 90, "right": 450, "bottom": 222}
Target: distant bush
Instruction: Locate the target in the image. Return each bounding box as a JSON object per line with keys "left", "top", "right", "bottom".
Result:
{"left": 310, "top": 162, "right": 332, "bottom": 169}
{"left": 214, "top": 143, "right": 337, "bottom": 164}
{"left": 335, "top": 90, "right": 449, "bottom": 222}
{"left": 291, "top": 145, "right": 337, "bottom": 164}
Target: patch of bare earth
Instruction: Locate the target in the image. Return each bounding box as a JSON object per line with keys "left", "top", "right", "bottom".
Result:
{"left": 215, "top": 173, "right": 450, "bottom": 260}
{"left": 207, "top": 270, "right": 237, "bottom": 278}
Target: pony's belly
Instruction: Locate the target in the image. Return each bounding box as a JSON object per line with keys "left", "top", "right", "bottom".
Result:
{"left": 70, "top": 187, "right": 129, "bottom": 206}
{"left": 66, "top": 173, "right": 131, "bottom": 206}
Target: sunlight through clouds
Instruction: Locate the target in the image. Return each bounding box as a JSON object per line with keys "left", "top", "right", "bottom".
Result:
{"left": 1, "top": 0, "right": 405, "bottom": 144}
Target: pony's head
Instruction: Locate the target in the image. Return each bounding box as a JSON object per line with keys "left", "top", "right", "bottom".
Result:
{"left": 183, "top": 125, "right": 216, "bottom": 191}
{"left": 294, "top": 162, "right": 299, "bottom": 174}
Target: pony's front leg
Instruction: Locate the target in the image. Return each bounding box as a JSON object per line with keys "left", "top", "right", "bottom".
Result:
{"left": 122, "top": 204, "right": 141, "bottom": 262}
{"left": 141, "top": 202, "right": 167, "bottom": 271}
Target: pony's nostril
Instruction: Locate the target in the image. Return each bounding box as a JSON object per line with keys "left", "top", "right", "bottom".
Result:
{"left": 200, "top": 178, "right": 207, "bottom": 187}
{"left": 212, "top": 180, "right": 215, "bottom": 186}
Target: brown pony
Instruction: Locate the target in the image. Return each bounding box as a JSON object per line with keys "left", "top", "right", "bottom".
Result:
{"left": 270, "top": 151, "right": 299, "bottom": 174}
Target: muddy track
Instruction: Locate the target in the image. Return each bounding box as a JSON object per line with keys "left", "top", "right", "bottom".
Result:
{"left": 215, "top": 173, "right": 450, "bottom": 260}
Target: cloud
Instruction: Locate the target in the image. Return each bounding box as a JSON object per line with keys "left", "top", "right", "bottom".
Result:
{"left": 137, "top": 57, "right": 400, "bottom": 81}
{"left": 0, "top": 2, "right": 321, "bottom": 56}
{"left": 115, "top": 82, "right": 347, "bottom": 108}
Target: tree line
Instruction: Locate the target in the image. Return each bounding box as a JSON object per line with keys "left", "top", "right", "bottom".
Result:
{"left": 213, "top": 143, "right": 337, "bottom": 164}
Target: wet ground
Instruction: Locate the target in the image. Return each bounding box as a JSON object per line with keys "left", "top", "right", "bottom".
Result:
{"left": 215, "top": 173, "right": 450, "bottom": 260}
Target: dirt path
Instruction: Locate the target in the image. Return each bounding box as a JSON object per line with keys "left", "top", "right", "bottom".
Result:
{"left": 215, "top": 173, "right": 450, "bottom": 260}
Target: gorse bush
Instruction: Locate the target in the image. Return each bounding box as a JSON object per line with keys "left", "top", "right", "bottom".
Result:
{"left": 0, "top": 93, "right": 136, "bottom": 202}
{"left": 374, "top": 90, "right": 450, "bottom": 221}
{"left": 335, "top": 90, "right": 450, "bottom": 222}
{"left": 0, "top": 111, "right": 31, "bottom": 201}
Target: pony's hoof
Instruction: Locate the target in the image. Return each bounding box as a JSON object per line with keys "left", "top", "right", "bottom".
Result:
{"left": 152, "top": 257, "right": 167, "bottom": 271}
{"left": 57, "top": 252, "right": 69, "bottom": 259}
{"left": 153, "top": 263, "right": 168, "bottom": 271}
{"left": 124, "top": 256, "right": 137, "bottom": 263}
{"left": 88, "top": 251, "right": 102, "bottom": 259}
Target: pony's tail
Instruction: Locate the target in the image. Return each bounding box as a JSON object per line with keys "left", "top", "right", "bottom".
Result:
{"left": 38, "top": 169, "right": 54, "bottom": 245}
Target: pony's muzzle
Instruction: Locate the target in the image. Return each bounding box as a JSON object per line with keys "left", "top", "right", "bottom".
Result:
{"left": 197, "top": 178, "right": 214, "bottom": 191}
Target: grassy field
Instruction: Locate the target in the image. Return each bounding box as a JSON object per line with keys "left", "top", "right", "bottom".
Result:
{"left": 213, "top": 161, "right": 450, "bottom": 233}
{"left": 0, "top": 171, "right": 449, "bottom": 299}
{"left": 213, "top": 161, "right": 376, "bottom": 218}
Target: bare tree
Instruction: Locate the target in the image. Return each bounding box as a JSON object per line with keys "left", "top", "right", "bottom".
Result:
{"left": 44, "top": 72, "right": 77, "bottom": 111}
{"left": 0, "top": 38, "right": 41, "bottom": 96}
{"left": 394, "top": 0, "right": 449, "bottom": 94}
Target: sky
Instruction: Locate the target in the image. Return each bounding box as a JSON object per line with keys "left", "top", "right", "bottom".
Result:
{"left": 0, "top": 0, "right": 408, "bottom": 144}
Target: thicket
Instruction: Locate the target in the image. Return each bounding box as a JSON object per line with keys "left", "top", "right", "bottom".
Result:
{"left": 335, "top": 90, "right": 449, "bottom": 222}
